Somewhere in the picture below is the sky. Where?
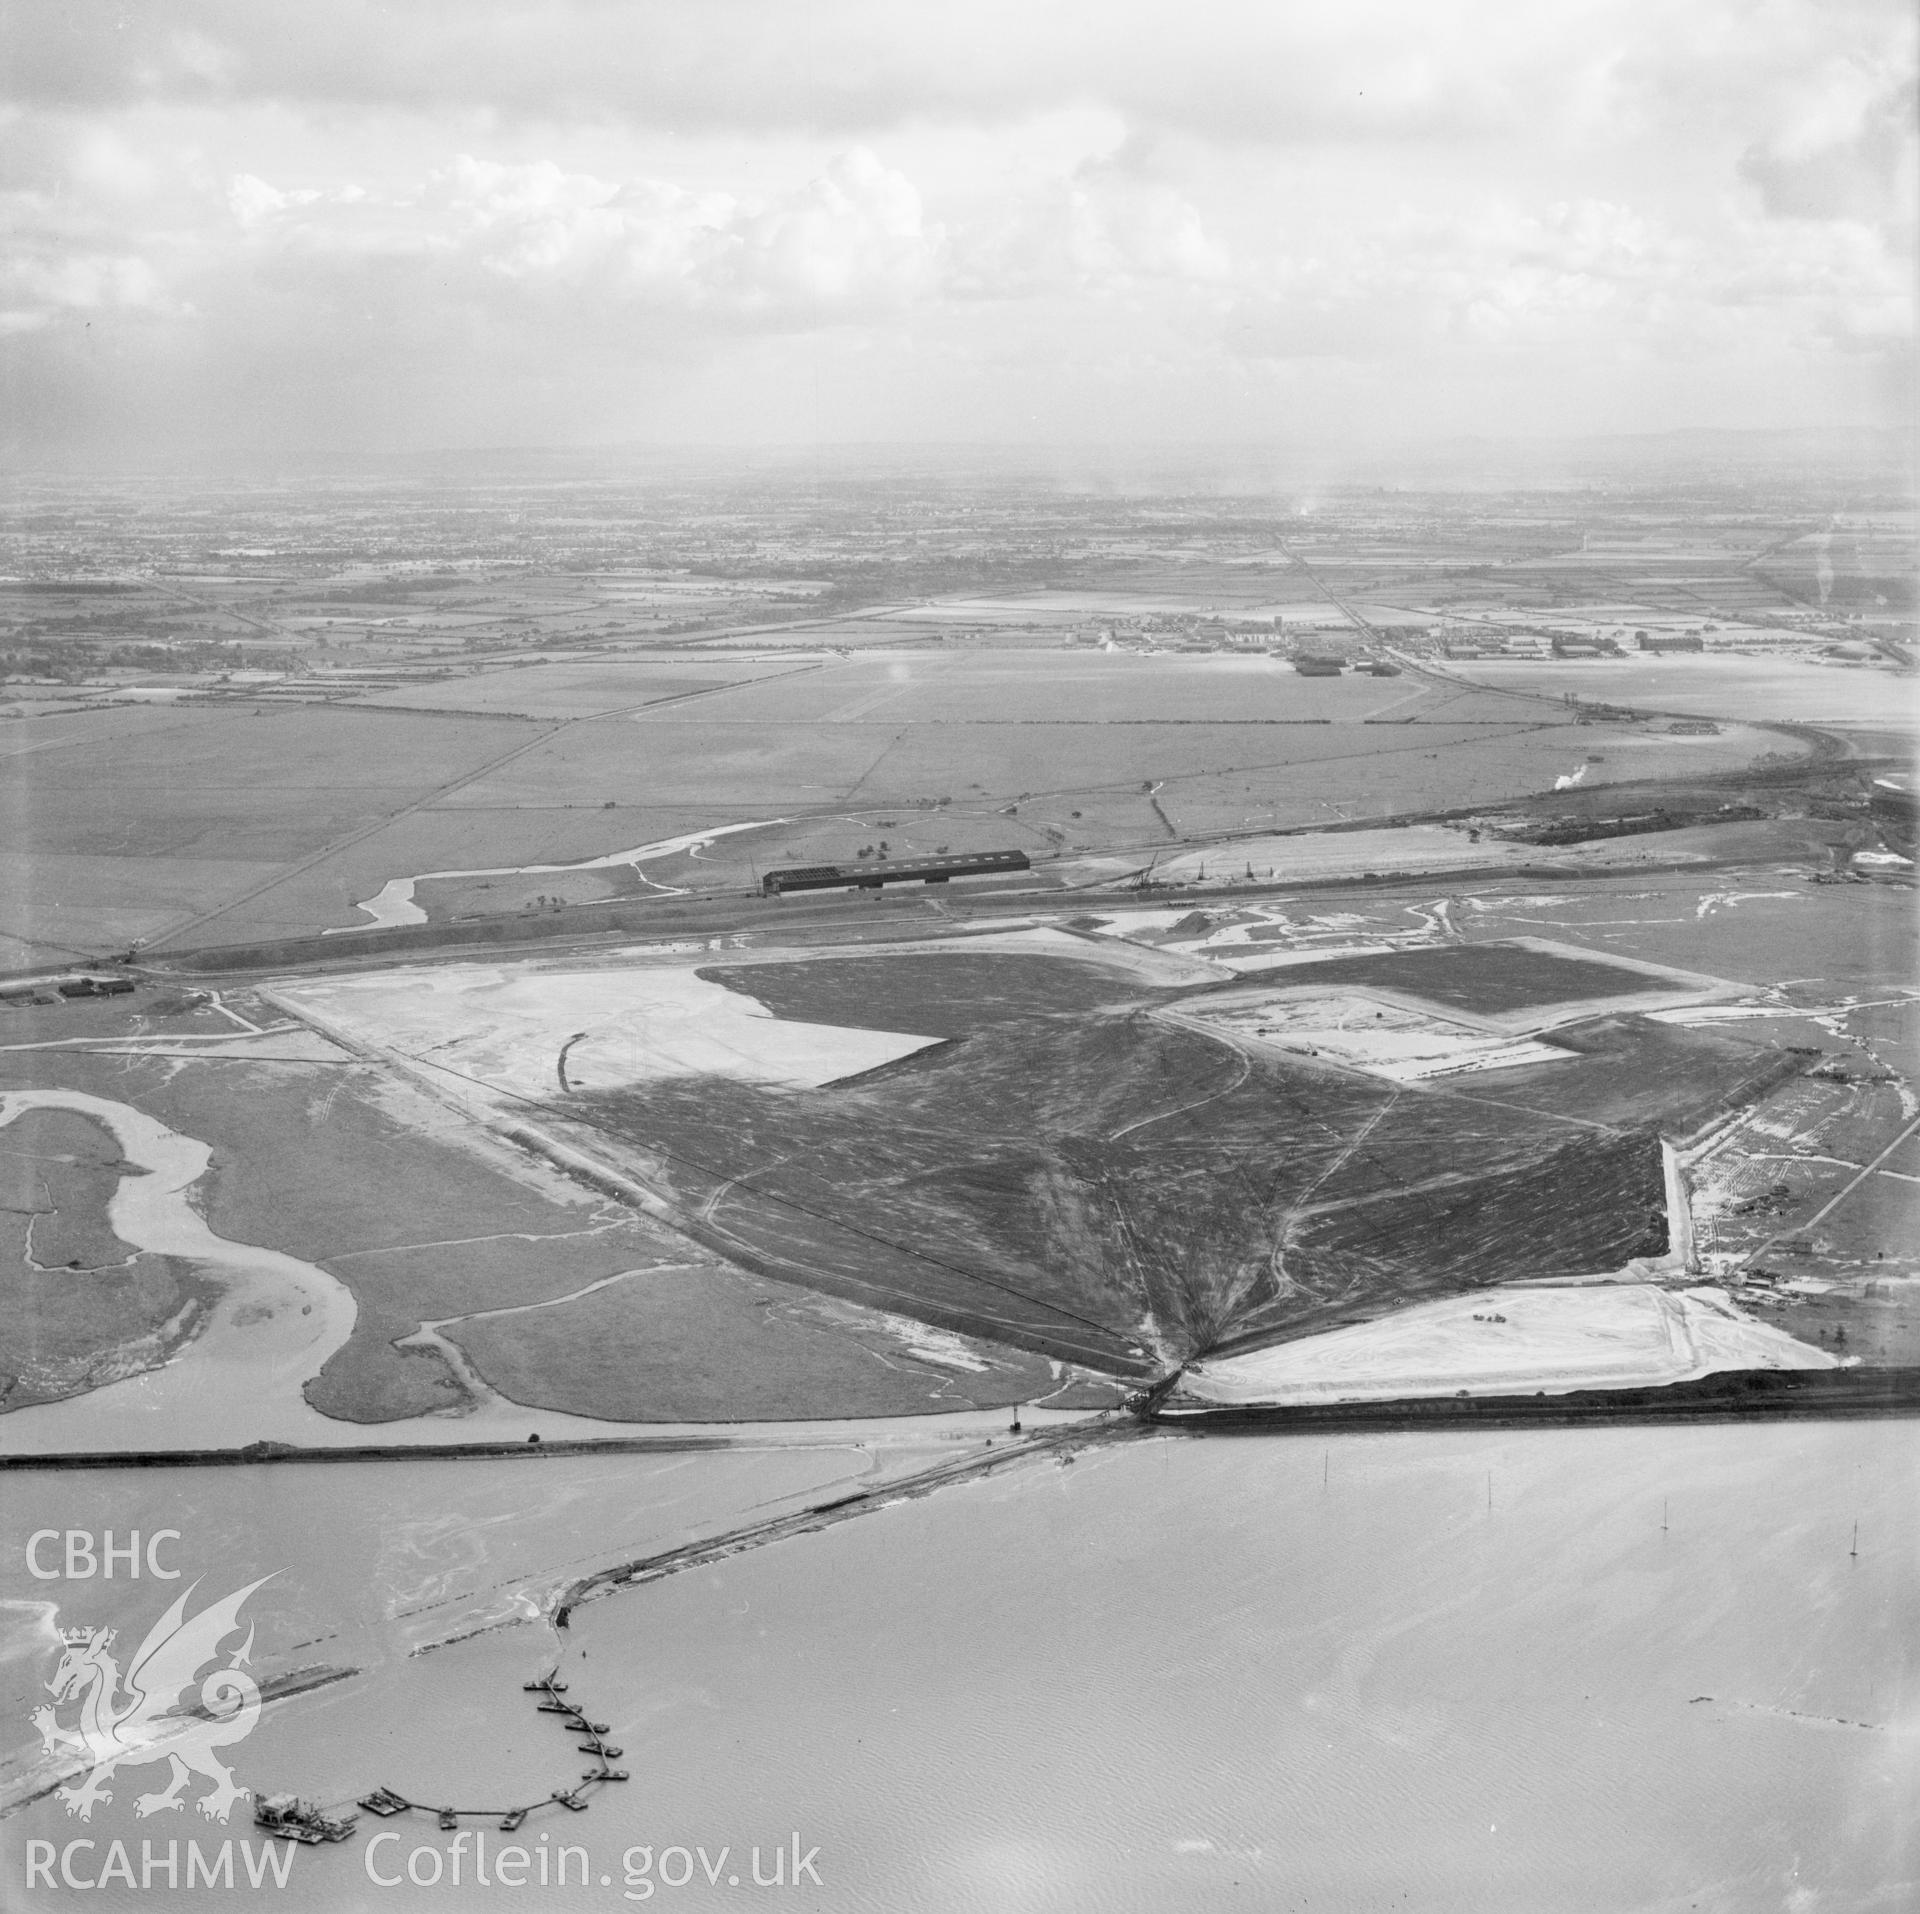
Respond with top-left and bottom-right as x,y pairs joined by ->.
0,0 -> 1913,461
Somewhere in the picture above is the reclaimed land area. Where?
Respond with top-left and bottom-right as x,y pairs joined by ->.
698,947 -> 1166,1036
5,871 -> 1901,1435
1268,943 -> 1684,1015
568,944 -> 1787,1373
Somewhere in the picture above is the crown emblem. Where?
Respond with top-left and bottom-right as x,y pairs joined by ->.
36,1575 -> 272,1825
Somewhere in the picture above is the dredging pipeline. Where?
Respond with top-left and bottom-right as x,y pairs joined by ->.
1146,1364 -> 1920,1434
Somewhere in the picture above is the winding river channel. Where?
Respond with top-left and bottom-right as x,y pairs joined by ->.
0,1089 -> 742,1455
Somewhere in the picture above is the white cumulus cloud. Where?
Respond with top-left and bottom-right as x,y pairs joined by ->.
224,148 -> 943,324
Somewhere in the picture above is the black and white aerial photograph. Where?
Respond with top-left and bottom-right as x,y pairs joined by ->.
1,2 -> 1915,1909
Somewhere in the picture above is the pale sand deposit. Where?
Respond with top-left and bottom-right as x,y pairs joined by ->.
273,959 -> 939,1106
1174,989 -> 1575,1081
1068,826 -> 1534,890
328,819 -> 783,932
1156,826 -> 1534,882
1180,1284 -> 1839,1406
1207,941 -> 1402,974
1085,898 -> 1460,972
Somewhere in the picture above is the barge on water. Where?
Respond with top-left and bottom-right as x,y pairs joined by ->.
254,1794 -> 358,1844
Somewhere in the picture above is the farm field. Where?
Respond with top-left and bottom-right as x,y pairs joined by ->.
0,635 -> 1821,964
344,655 -> 808,717
665,650 -> 1431,725
314,702 -> 1779,929
419,687 -> 1785,866
0,849 -> 289,963
0,703 -> 560,962
2,705 -> 524,860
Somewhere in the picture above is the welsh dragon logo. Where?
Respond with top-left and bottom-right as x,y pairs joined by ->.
32,1576 -> 274,1823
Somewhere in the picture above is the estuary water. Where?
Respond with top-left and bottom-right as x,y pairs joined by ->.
4,1418 -> 1912,1912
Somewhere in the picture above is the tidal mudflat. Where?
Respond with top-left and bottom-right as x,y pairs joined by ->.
6,1418 -> 1908,1912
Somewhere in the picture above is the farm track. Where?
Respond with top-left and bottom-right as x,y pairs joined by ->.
1736,1110 -> 1920,1267
1108,1019 -> 1251,1140
1267,1096 -> 1400,1291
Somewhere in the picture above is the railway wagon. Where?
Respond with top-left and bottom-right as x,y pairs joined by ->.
762,849 -> 1031,896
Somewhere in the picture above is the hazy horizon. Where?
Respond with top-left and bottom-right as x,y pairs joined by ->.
4,427 -> 1913,501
